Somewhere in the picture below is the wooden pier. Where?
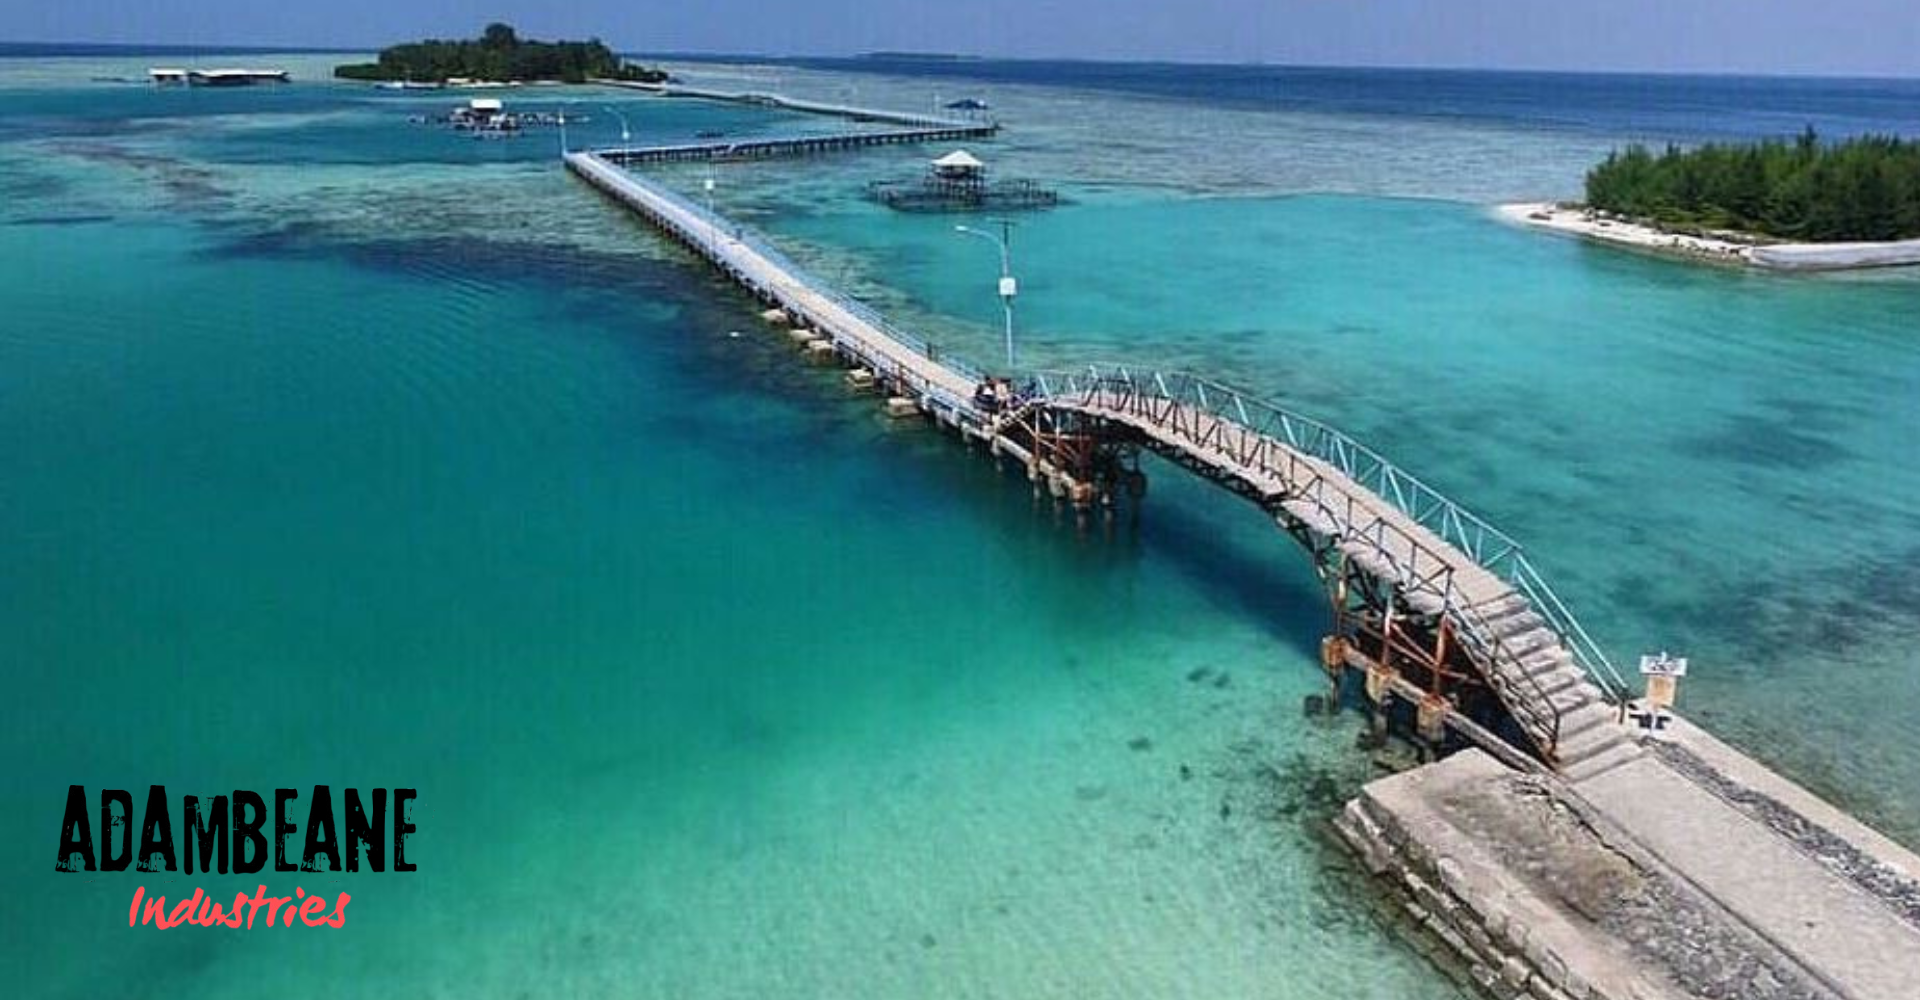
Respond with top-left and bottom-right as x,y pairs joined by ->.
597,123 -> 999,166
567,140 -> 1629,773
568,129 -> 1920,1000
567,151 -> 989,431
598,78 -> 983,129
1026,367 -> 1633,773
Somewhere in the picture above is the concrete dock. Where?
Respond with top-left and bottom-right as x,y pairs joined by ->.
1340,728 -> 1920,1000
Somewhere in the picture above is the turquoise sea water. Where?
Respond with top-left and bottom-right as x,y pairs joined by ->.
4,52 -> 1919,997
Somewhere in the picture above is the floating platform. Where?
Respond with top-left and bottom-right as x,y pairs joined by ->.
868,177 -> 1059,213
869,148 -> 1059,213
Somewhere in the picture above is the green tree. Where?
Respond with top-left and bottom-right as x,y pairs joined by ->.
334,23 -> 667,85
1585,128 -> 1920,242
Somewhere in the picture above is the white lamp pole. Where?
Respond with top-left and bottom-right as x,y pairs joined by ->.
603,106 -> 631,146
955,220 -> 1017,369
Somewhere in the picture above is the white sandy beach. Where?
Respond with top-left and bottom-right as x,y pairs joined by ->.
1497,202 -> 1920,272
1494,202 -> 1756,265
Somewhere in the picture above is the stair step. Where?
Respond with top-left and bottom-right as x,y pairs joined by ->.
1472,592 -> 1530,617
1561,738 -> 1643,781
1557,702 -> 1619,741
1516,648 -> 1575,677
1488,609 -> 1548,637
1503,628 -> 1561,659
1563,723 -> 1628,755
1489,648 -> 1574,685
1534,669 -> 1583,697
1547,685 -> 1598,716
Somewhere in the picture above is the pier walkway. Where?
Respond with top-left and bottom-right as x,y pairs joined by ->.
599,78 -> 983,129
591,78 -> 997,165
568,133 -> 1920,1000
568,151 -> 986,425
596,123 -> 998,166
1030,367 -> 1634,772
568,144 -> 1626,771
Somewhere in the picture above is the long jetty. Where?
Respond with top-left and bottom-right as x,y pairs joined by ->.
599,77 -> 981,129
567,150 -> 989,430
597,123 -> 997,166
566,110 -> 1920,1000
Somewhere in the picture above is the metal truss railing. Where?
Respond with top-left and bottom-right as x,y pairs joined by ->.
1029,363 -> 1630,709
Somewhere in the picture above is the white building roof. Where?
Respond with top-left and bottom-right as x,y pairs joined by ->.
932,149 -> 984,169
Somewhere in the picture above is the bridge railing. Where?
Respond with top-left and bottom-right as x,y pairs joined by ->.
1028,363 -> 1630,705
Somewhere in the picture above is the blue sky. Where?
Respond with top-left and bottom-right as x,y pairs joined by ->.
7,0 -> 1919,76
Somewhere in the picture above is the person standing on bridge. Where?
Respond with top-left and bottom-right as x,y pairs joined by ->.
974,379 -> 1003,414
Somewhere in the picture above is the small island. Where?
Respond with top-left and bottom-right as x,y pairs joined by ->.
334,23 -> 666,86
1503,129 -> 1920,271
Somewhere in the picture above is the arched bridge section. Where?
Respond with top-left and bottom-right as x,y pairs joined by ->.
1014,366 -> 1635,775
565,147 -> 1635,777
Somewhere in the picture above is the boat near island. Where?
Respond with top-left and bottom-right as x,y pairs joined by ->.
149,67 -> 291,87
425,98 -> 579,137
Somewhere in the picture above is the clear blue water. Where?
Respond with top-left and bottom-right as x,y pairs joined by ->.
3,50 -> 1919,997
774,56 -> 1920,141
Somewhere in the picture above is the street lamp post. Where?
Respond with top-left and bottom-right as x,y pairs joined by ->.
955,220 -> 1017,370
603,106 -> 631,146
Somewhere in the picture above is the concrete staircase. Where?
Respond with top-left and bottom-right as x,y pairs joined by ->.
1458,591 -> 1640,777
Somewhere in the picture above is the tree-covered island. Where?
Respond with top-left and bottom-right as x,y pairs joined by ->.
1584,129 -> 1920,243
334,23 -> 667,85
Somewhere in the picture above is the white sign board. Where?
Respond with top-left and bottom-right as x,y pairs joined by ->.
1639,651 -> 1689,677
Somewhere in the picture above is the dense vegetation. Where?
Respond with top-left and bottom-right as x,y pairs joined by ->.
334,23 -> 666,85
1584,129 -> 1920,242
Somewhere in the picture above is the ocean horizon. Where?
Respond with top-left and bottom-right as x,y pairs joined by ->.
13,41 -> 1920,81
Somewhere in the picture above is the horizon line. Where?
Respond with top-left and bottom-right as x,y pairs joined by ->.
2,39 -> 1917,83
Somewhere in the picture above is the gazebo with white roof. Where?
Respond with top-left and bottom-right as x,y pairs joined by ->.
930,149 -> 986,182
